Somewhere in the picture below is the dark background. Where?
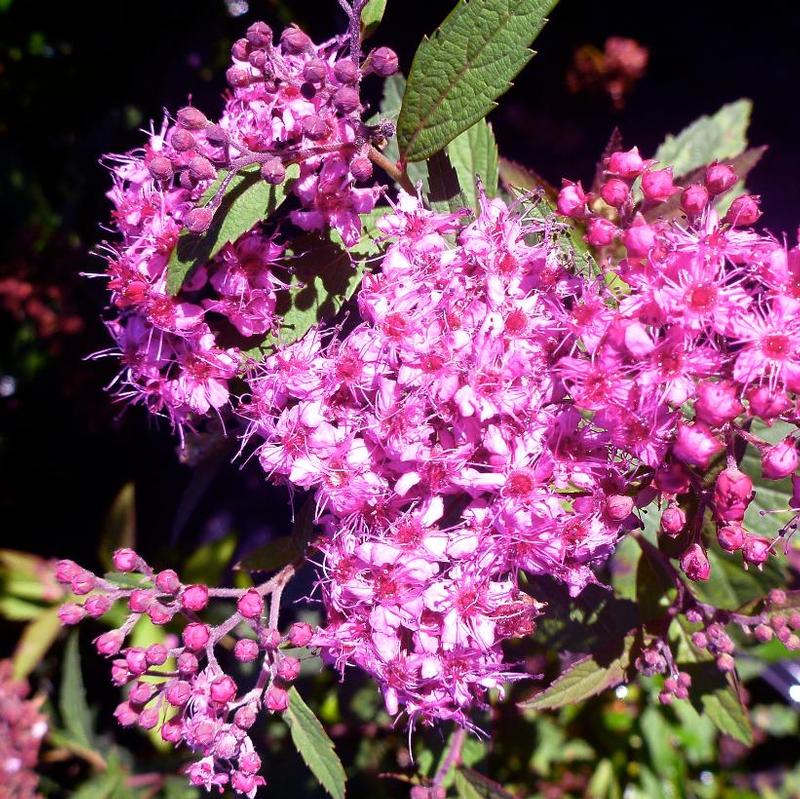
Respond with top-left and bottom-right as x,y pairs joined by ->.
1,0 -> 799,566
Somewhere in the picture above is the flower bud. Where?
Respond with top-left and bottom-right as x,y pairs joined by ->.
161,719 -> 183,743
761,437 -> 799,480
177,652 -> 199,675
96,630 -> 124,656
370,47 -> 399,77
600,178 -> 629,207
129,681 -> 156,706
176,106 -> 209,131
146,643 -> 168,665
138,706 -> 160,730
350,156 -> 373,182
681,184 -> 709,215
604,494 -> 634,522
171,128 -> 195,152
232,774 -> 260,795
705,162 -> 737,195
148,602 -> 173,625
755,623 -> 773,642
586,217 -> 618,247
556,181 -> 586,218
234,639 -> 260,662
237,589 -> 264,620
58,603 -> 86,625
111,660 -> 130,686
713,468 -> 753,523
694,380 -> 743,427
265,685 -> 289,713
205,125 -> 229,147
641,167 -> 678,202
226,66 -> 251,88
231,37 -> 249,62
129,589 -> 154,614
288,622 -> 313,647
148,155 -> 174,182
333,58 -> 359,85
333,86 -> 360,113
55,559 -> 81,583
680,543 -> 710,581
743,534 -> 771,566
725,194 -> 761,226
210,675 -> 237,704
84,594 -> 112,618
260,627 -> 282,650
71,570 -> 96,595
276,656 -> 301,683
770,589 -> 788,606
114,701 -> 139,727
660,504 -> 686,536
302,115 -> 328,141
184,207 -> 214,234
691,631 -> 708,649
606,147 -> 644,178
717,522 -> 745,552
280,26 -> 313,54
673,421 -> 724,469
125,648 -> 149,675
746,384 -> 791,420
303,58 -> 327,83
155,569 -> 180,595
188,156 -> 217,182
246,21 -> 272,49
717,653 -> 735,672
622,221 -> 656,259
260,157 -> 286,185
183,622 -> 210,651
166,679 -> 192,706
236,706 -> 260,732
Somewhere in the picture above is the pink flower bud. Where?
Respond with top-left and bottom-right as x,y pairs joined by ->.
333,86 -> 360,113
717,523 -> 746,552
761,437 -> 799,479
129,589 -> 154,614
641,167 -> 678,202
303,58 -> 327,83
171,128 -> 195,152
147,155 -> 174,182
288,622 -> 313,647
125,648 -> 149,676
71,570 -> 96,595
660,504 -> 686,536
183,622 -> 210,651
260,157 -> 286,185
177,652 -> 199,675
113,548 -> 139,572
622,220 -> 656,257
705,162 -> 737,195
237,589 -> 264,620
58,603 -> 86,625
280,26 -> 313,54
694,380 -> 744,427
370,47 -> 399,77
155,569 -> 180,595
770,589 -> 788,606
188,156 -> 217,182
743,534 -> 771,566
146,643 -> 169,666
350,156 -> 373,183
717,653 -> 735,672
185,207 -> 214,234
55,559 -> 81,584
586,217 -> 618,247
176,107 -> 208,131
302,115 -> 329,141
260,628 -> 282,650
713,468 -> 753,523
181,584 -> 209,612
755,623 -> 773,642
114,701 -> 139,727
603,494 -> 634,522
246,21 -> 272,49
161,718 -> 183,743
333,58 -> 359,85
673,421 -> 724,469
166,680 -> 192,706
600,178 -> 629,207
746,384 -> 791,420
235,705 -> 260,732
129,681 -> 156,706
276,656 -> 301,683
681,184 -> 709,215
147,602 -> 173,625
606,147 -> 644,178
138,706 -> 160,730
96,630 -> 124,656
234,639 -> 260,662
226,66 -> 251,88
111,660 -> 131,686
556,181 -> 586,218
680,543 -> 710,581
265,685 -> 289,713
232,773 -> 260,795
725,194 -> 761,226
210,674 -> 237,704
84,594 -> 112,618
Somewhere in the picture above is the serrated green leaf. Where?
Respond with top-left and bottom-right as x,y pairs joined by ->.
447,119 -> 499,210
284,687 -> 347,799
397,0 -> 558,161
166,163 -> 299,295
12,605 -> 60,678
427,149 -> 466,213
59,632 -> 95,749
454,768 -> 515,799
654,99 -> 752,177
360,0 -> 387,38
519,636 -> 634,710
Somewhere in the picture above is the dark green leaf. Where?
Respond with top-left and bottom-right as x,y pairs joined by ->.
284,687 -> 347,799
427,149 -> 466,213
519,636 -> 634,710
454,767 -> 515,799
360,0 -> 387,38
59,632 -> 95,749
166,163 -> 299,295
635,538 -> 677,622
447,119 -> 499,210
397,0 -> 558,161
13,606 -> 60,679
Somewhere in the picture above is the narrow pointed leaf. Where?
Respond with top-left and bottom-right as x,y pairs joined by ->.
397,0 -> 558,162
59,632 -> 95,749
12,606 -> 61,679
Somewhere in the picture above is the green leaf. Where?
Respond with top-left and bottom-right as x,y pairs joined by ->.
454,768 -> 515,799
98,482 -> 136,572
284,687 -> 347,799
165,163 -> 299,295
12,606 -> 61,678
586,759 -> 621,799
59,632 -> 95,749
427,149 -> 466,213
182,533 -> 237,586
396,0 -> 558,161
654,99 -> 752,177
360,0 -> 387,38
519,636 -> 634,710
635,538 -> 677,622
447,119 -> 499,210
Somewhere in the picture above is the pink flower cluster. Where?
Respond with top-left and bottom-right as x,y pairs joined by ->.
558,148 -> 800,575
243,192 -> 641,724
56,550 -> 312,797
0,660 -> 47,799
97,18 -> 395,430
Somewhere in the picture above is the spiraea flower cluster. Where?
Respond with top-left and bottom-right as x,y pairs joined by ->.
56,550 -> 311,797
97,15 -> 396,431
0,660 -> 47,799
